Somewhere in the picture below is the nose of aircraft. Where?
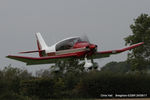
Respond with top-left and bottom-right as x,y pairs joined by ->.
89,44 -> 97,52
89,44 -> 97,49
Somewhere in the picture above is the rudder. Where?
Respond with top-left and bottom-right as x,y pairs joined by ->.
35,32 -> 48,57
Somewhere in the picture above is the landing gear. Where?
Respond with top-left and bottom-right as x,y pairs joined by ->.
91,57 -> 98,70
84,57 -> 93,69
84,55 -> 98,71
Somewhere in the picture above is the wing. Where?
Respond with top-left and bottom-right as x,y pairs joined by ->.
6,53 -> 77,65
91,42 -> 144,59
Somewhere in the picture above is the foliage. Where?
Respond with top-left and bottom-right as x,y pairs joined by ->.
0,65 -> 32,100
20,78 -> 55,99
50,58 -> 84,78
0,92 -> 26,100
75,71 -> 150,98
125,13 -> 150,71
0,63 -> 150,99
101,61 -> 130,73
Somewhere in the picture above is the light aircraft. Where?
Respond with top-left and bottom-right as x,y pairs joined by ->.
7,33 -> 144,69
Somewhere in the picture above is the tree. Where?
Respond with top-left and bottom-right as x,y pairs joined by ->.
50,58 -> 84,77
20,78 -> 55,99
125,13 -> 150,71
101,61 -> 130,73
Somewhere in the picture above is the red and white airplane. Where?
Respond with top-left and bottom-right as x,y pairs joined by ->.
7,33 -> 144,69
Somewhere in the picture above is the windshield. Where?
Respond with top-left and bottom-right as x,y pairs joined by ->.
56,36 -> 89,51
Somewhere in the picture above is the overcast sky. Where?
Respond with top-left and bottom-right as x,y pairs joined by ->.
0,0 -> 150,73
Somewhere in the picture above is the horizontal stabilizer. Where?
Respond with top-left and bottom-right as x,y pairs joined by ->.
19,50 -> 45,54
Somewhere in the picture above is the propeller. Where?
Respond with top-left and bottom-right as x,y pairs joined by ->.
80,35 -> 90,43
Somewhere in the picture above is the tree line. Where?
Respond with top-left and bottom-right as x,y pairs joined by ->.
0,64 -> 150,100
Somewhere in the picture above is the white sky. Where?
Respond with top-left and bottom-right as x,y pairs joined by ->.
0,0 -> 150,73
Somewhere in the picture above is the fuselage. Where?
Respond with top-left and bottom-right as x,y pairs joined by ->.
46,42 -> 97,58
43,37 -> 97,58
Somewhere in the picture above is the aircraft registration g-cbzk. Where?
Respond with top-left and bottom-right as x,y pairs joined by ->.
7,33 -> 144,69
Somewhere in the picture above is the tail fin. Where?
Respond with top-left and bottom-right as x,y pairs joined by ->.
35,32 -> 48,57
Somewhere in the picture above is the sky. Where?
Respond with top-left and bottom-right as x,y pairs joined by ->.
0,0 -> 150,73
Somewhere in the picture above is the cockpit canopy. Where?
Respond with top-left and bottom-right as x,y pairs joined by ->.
56,36 -> 89,51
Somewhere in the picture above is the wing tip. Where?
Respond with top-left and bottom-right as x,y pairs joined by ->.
137,42 -> 144,45
6,55 -> 12,58
129,42 -> 144,48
